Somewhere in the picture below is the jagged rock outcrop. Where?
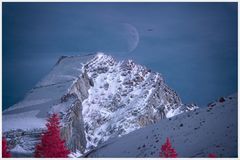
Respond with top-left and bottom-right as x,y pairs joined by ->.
3,53 -> 197,157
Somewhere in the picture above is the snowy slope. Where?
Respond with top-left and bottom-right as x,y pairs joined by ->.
3,54 -> 95,131
85,94 -> 237,158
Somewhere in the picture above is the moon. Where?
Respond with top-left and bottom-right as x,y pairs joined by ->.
122,23 -> 140,52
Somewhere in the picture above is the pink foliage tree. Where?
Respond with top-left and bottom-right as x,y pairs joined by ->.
2,137 -> 11,158
159,137 -> 178,158
34,114 -> 70,158
208,153 -> 217,158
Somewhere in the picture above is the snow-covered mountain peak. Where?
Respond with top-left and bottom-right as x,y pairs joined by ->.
3,53 -> 198,156
95,52 -> 108,59
81,53 -> 198,150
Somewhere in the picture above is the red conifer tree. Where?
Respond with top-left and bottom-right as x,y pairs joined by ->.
208,153 -> 217,158
2,137 -> 11,158
159,137 -> 178,158
34,113 -> 70,158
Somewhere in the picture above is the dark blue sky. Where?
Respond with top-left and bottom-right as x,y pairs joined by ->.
3,2 -> 237,109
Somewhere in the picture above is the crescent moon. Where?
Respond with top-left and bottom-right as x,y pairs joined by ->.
122,23 -> 139,52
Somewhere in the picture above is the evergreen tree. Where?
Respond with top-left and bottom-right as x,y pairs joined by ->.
34,114 -> 70,158
208,153 -> 217,158
159,137 -> 177,158
2,137 -> 11,158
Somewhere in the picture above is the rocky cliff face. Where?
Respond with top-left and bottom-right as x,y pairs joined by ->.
3,53 -> 197,157
56,70 -> 93,152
